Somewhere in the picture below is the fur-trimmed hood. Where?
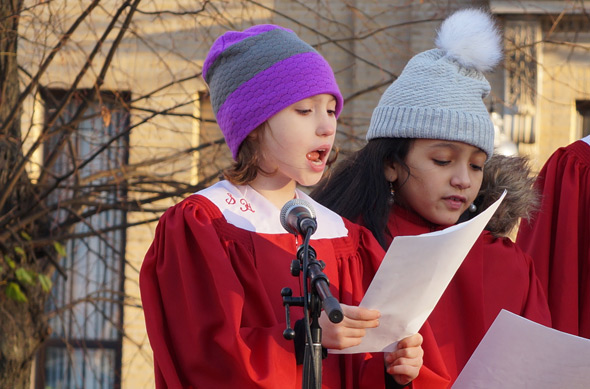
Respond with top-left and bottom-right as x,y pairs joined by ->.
473,154 -> 540,238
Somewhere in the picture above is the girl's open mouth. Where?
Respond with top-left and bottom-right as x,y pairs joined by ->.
306,148 -> 328,164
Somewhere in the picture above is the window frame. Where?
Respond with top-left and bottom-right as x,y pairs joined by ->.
34,88 -> 130,389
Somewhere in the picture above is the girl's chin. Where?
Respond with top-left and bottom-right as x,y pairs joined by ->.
436,215 -> 461,226
296,173 -> 324,187
424,211 -> 462,227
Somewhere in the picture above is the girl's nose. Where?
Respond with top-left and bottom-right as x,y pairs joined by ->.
316,113 -> 336,137
450,166 -> 472,189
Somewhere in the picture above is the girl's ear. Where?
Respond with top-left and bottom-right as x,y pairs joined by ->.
248,129 -> 259,141
248,121 -> 267,141
384,163 -> 398,183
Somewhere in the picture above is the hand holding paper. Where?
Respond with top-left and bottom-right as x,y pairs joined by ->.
332,191 -> 506,354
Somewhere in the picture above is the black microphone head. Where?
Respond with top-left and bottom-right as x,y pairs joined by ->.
280,199 -> 317,236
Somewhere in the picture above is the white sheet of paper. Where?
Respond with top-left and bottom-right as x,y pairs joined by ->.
453,309 -> 590,388
332,191 -> 506,354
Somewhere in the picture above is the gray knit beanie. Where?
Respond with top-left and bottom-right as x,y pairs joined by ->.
366,9 -> 502,158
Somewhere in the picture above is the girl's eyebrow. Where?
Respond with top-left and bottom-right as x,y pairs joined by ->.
427,142 -> 459,150
307,95 -> 336,103
428,142 -> 487,156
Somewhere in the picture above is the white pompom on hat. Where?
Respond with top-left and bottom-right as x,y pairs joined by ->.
366,8 -> 502,159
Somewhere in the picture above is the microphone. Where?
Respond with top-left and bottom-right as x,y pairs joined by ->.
281,199 -> 344,325
280,199 -> 317,236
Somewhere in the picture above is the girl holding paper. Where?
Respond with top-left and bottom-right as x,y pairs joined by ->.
312,9 -> 551,386
140,24 -> 425,388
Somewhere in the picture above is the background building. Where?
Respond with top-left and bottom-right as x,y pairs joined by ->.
10,0 -> 588,387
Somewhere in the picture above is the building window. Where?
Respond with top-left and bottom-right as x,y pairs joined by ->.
35,89 -> 129,389
503,19 -> 540,145
577,101 -> 590,139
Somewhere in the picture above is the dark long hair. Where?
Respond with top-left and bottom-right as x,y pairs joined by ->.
311,138 -> 413,248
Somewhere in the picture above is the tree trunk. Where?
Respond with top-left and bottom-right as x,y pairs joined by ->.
0,294 -> 48,388
0,0 -> 22,127
1,1 -> 49,387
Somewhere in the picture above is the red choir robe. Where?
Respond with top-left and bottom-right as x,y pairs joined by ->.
140,180 -> 431,388
385,205 -> 552,387
517,137 -> 590,338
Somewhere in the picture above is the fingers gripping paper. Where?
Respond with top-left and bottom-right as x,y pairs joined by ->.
332,191 -> 506,354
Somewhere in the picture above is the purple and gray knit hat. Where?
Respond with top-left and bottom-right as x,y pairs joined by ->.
202,24 -> 343,160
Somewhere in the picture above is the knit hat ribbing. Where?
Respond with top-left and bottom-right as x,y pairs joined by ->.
366,9 -> 502,158
203,25 -> 343,160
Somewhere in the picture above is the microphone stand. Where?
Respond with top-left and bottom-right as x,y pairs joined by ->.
282,227 -> 343,389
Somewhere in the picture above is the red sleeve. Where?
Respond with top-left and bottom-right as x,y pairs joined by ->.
334,221 -> 388,388
517,249 -> 553,327
412,321 -> 452,389
139,196 -> 299,388
517,141 -> 590,337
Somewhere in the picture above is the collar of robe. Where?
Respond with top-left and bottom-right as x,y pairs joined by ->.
197,180 -> 349,239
